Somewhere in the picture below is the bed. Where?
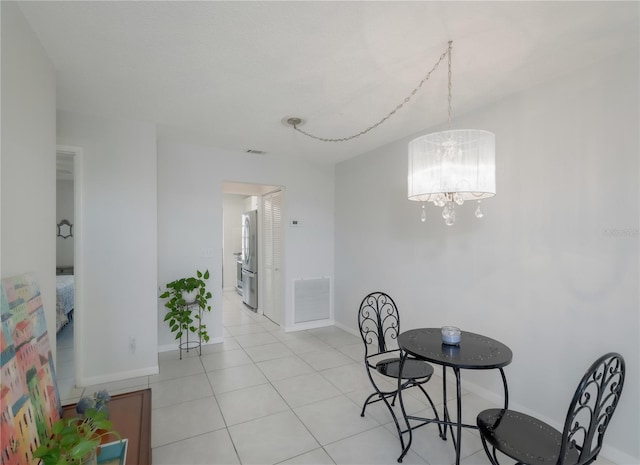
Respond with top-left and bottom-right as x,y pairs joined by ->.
55,274 -> 74,333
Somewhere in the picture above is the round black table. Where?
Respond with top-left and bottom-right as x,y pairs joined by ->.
397,328 -> 512,464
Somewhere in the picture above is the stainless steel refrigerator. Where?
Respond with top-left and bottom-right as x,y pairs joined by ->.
241,210 -> 258,310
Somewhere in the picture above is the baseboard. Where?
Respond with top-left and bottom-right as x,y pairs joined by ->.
76,365 -> 158,387
333,321 -> 359,337
157,336 -> 224,353
285,319 -> 334,332
157,343 -> 177,353
599,446 -> 638,465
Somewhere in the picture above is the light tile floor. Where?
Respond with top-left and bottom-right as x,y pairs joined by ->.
56,291 -> 618,465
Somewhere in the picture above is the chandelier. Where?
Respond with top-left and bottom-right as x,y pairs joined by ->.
408,42 -> 495,225
285,41 -> 495,226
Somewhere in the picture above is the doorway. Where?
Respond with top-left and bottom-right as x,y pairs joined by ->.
261,189 -> 283,324
222,182 -> 284,326
55,145 -> 83,390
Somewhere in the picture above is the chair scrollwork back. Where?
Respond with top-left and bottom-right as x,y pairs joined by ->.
560,353 -> 625,464
358,292 -> 400,356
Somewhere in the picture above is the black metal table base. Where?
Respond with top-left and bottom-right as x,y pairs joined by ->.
397,352 -> 509,464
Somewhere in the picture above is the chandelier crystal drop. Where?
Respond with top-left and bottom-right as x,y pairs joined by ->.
407,42 -> 496,226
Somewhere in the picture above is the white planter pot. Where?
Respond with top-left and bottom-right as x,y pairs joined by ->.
182,290 -> 198,304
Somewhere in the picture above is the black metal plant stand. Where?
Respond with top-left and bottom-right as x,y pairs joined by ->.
178,301 -> 202,360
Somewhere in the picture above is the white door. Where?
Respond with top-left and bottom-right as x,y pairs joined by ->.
262,190 -> 283,324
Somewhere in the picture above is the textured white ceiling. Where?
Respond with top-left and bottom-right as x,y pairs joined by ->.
19,1 -> 638,164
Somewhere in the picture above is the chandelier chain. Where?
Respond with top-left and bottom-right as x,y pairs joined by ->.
447,40 -> 452,130
292,42 -> 453,143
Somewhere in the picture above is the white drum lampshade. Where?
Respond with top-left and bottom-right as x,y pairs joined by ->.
408,129 -> 495,225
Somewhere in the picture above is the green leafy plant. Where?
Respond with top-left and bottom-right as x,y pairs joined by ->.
33,408 -> 120,465
160,269 -> 213,343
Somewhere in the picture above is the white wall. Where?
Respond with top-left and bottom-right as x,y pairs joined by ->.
56,180 -> 74,267
157,142 -> 334,349
57,110 -> 159,385
335,49 -> 639,463
1,1 -> 57,350
222,194 -> 246,291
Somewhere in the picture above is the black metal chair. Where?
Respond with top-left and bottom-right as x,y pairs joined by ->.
476,353 -> 625,465
358,291 -> 442,445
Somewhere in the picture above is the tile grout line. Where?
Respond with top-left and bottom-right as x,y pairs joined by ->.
229,320 -> 382,465
219,298 -> 373,464
200,347 -> 244,465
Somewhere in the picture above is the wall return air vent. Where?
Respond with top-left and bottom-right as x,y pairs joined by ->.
294,277 -> 331,324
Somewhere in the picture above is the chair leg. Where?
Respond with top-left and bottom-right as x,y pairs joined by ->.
479,434 -> 501,465
362,389 -> 406,449
361,372 -> 406,451
415,382 -> 445,439
378,392 -> 405,451
360,392 -> 379,417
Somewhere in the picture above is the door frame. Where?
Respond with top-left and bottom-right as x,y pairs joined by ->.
221,182 -> 284,324
56,144 -> 83,386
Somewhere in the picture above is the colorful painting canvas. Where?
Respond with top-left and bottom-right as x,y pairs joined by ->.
1,272 -> 62,465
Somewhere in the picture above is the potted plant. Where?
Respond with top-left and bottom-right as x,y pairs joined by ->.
33,408 -> 120,465
160,269 -> 213,343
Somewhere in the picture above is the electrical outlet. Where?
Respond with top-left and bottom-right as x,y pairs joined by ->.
129,337 -> 136,354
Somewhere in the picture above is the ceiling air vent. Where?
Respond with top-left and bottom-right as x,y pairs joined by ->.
246,149 -> 266,155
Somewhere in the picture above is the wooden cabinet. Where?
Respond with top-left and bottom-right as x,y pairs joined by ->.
63,389 -> 151,465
